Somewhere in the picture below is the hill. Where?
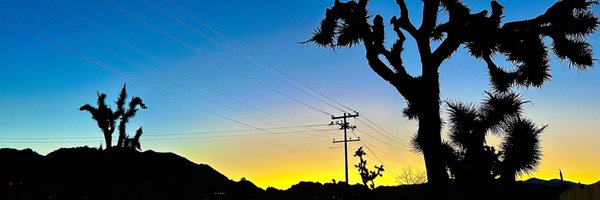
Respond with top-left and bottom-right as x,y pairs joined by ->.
0,147 -> 584,200
0,147 -> 263,200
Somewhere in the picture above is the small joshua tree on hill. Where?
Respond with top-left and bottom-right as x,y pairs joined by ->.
80,84 -> 147,150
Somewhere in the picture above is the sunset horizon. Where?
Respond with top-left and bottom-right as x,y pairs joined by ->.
1,0 -> 599,195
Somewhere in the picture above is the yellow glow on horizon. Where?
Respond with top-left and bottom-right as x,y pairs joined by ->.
142,103 -> 600,190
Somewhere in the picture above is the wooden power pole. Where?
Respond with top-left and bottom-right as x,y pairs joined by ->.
331,112 -> 360,184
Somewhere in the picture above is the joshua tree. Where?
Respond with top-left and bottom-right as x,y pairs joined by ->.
115,84 -> 147,148
80,84 -> 147,149
354,147 -> 384,189
442,92 -> 545,198
79,92 -> 119,149
306,0 -> 598,196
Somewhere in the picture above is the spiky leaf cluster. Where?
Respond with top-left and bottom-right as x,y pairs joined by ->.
306,0 -> 371,48
465,0 -> 599,92
440,91 -> 545,183
499,118 -> 546,176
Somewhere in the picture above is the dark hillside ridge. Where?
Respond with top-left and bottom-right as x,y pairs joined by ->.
0,147 -> 263,200
0,147 -> 582,200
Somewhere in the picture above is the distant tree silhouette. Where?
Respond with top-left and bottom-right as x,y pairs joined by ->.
442,91 -> 545,199
80,84 -> 147,150
396,165 -> 427,185
354,147 -> 384,189
307,0 -> 598,196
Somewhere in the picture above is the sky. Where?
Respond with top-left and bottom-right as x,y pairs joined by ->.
0,0 -> 599,189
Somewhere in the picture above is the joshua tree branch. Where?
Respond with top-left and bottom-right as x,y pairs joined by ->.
420,0 -> 440,36
394,0 -> 418,38
432,36 -> 462,66
364,38 -> 414,99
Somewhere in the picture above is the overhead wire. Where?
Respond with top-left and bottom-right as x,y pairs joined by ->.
104,0 -> 334,116
0,13 -> 271,134
355,128 -> 411,151
0,124 -> 331,140
5,0 -> 415,162
356,118 -> 411,147
15,0 -> 282,128
51,2 -> 302,127
359,116 -> 412,146
6,1 -> 336,149
0,128 -> 338,146
162,0 -> 357,114
144,0 -> 348,114
159,0 -> 415,156
351,130 -> 407,165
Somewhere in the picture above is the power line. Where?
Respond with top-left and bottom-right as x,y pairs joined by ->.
0,124 -> 330,140
144,0 -> 348,114
355,129 -> 411,151
0,13 -> 268,133
358,140 -> 399,177
156,2 -> 419,169
357,134 -> 408,167
153,1 -> 414,156
104,0 -> 333,116
142,0 -> 414,156
356,118 -> 411,147
162,0 -> 358,114
0,128 -> 337,145
4,3 -> 334,149
15,0 -> 282,128
359,116 -> 412,146
52,3 -> 302,127
351,130 -> 407,165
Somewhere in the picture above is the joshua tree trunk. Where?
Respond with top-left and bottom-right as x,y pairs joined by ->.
104,132 -> 112,149
500,170 -> 517,185
416,73 -> 449,198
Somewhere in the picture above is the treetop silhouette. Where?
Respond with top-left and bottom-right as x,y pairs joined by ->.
80,84 -> 147,150
307,0 -> 598,198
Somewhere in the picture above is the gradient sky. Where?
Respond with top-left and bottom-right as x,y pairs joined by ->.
0,0 -> 599,189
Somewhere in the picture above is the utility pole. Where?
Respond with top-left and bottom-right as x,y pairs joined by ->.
331,112 -> 360,184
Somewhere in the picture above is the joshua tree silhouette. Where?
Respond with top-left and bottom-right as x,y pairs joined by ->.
306,0 -> 598,197
442,91 -> 545,199
354,147 -> 384,189
80,84 -> 147,150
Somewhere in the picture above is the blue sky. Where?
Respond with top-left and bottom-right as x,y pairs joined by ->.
1,0 -> 599,188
